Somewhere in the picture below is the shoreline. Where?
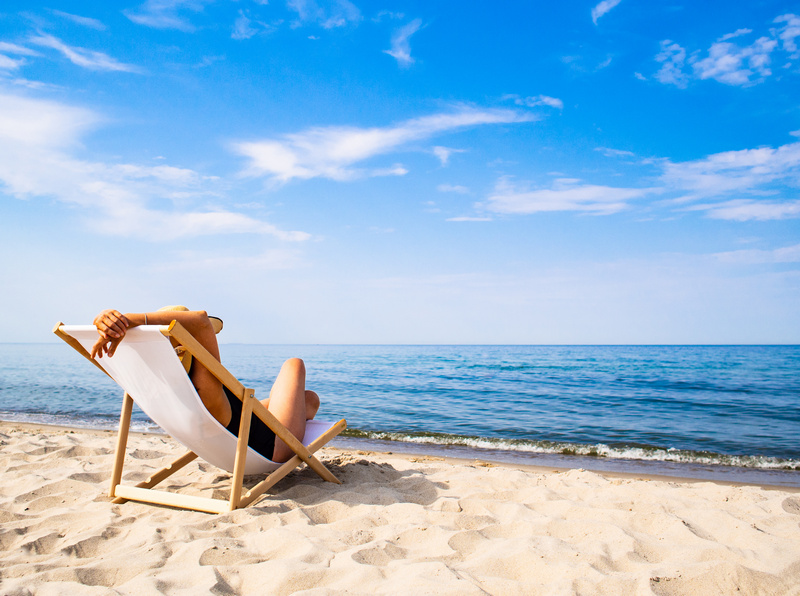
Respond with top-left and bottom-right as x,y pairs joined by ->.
6,419 -> 799,492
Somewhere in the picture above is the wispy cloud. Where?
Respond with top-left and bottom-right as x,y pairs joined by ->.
592,0 -> 622,25
287,0 -> 362,29
656,140 -> 800,220
0,56 -> 22,70
0,93 -> 307,241
231,10 -> 278,40
718,28 -> 752,42
655,40 -> 689,88
0,42 -> 40,57
691,200 -> 800,221
233,107 -> 533,183
484,177 -> 650,215
0,42 -> 40,70
456,137 -> 800,222
437,183 -> 469,194
372,10 -> 404,23
432,146 -> 465,167
447,216 -> 493,222
125,0 -> 210,32
714,242 -> 800,263
692,36 -> 777,85
662,141 -> 800,202
29,34 -> 141,73
51,10 -> 107,30
505,94 -> 564,110
384,18 -> 423,67
655,13 -> 800,88
596,147 -> 635,158
232,11 -> 258,40
561,53 -> 615,74
775,14 -> 800,57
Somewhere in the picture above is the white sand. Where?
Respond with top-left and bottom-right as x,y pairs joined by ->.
1,422 -> 799,595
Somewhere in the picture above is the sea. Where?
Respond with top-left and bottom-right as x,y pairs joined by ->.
2,343 -> 799,488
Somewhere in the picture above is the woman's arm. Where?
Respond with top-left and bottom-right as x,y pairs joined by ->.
90,309 -> 231,425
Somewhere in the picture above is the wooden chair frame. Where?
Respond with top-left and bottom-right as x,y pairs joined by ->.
54,320 -> 346,514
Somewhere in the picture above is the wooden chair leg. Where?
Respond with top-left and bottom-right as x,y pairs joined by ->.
238,418 -> 347,508
228,389 -> 255,511
110,393 -> 134,498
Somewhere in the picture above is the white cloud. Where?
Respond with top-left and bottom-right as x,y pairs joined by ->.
29,34 -> 141,73
657,140 -> 800,220
0,55 -> 23,70
0,93 -> 307,241
288,0 -> 362,29
460,138 -> 800,222
718,28 -> 752,42
775,13 -> 800,57
0,42 -> 40,70
51,10 -> 107,30
692,36 -> 777,86
384,18 -> 422,67
233,107 -> 533,183
691,200 -> 800,221
432,146 -> 465,166
509,94 -> 564,110
437,184 -> 469,194
484,177 -> 650,215
662,142 -> 800,201
592,0 -> 622,25
124,0 -> 209,31
655,40 -> 689,88
597,55 -> 613,69
232,11 -> 258,40
596,147 -> 635,158
714,242 -> 800,263
655,13 -> 800,88
0,42 -> 40,57
373,10 -> 404,23
447,216 -> 493,222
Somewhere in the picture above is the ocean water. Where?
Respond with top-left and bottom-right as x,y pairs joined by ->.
2,343 -> 799,487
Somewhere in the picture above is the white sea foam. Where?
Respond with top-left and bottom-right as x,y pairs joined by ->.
352,430 -> 800,470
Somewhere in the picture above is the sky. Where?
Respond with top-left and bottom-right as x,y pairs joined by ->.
1,0 -> 799,344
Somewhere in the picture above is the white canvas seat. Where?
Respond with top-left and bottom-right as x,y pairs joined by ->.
54,321 -> 346,513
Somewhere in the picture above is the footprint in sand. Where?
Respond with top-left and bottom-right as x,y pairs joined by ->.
782,497 -> 800,515
128,449 -> 168,460
351,542 -> 407,566
22,531 -> 64,555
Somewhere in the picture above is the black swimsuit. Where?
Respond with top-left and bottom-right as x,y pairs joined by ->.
223,385 -> 276,460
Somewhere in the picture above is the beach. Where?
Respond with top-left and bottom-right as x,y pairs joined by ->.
1,422 -> 799,595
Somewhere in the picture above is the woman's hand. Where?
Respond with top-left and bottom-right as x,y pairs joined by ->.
91,309 -> 129,359
93,309 -> 129,340
91,334 -> 124,359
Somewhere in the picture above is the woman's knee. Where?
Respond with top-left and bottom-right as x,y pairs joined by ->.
305,390 -> 320,420
281,357 -> 305,375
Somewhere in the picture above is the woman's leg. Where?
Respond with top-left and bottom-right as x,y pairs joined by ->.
264,358 -> 310,462
304,390 -> 320,421
266,384 -> 320,420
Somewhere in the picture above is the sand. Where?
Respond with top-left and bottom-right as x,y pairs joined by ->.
1,422 -> 799,595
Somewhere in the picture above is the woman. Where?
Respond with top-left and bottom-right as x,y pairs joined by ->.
90,308 -> 319,463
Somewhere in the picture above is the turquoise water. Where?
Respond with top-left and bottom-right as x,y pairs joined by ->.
2,343 -> 799,486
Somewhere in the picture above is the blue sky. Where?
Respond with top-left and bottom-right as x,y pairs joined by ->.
1,0 -> 799,344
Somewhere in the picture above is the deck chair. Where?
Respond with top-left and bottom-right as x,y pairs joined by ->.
53,320 -> 347,513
